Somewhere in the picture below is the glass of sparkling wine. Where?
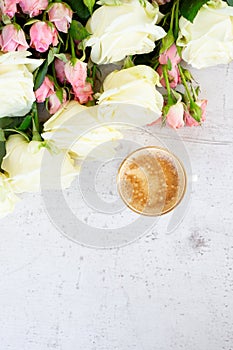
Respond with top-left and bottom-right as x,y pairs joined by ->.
117,146 -> 187,216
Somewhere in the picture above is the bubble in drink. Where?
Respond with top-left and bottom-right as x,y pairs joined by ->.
117,147 -> 186,216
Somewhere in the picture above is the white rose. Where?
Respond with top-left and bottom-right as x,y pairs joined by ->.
42,101 -> 123,159
97,65 -> 164,117
42,96 -> 162,160
1,135 -> 78,193
177,0 -> 233,68
0,51 -> 43,118
0,172 -> 19,219
84,0 -> 166,64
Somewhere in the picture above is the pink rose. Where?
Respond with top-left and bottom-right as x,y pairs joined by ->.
157,64 -> 181,88
30,21 -> 58,53
48,89 -> 67,115
64,60 -> 87,87
73,82 -> 93,104
35,76 -> 54,103
54,54 -> 71,83
48,3 -> 73,33
159,44 -> 181,65
64,60 -> 93,104
0,0 -> 19,18
0,24 -> 28,52
18,0 -> 48,17
185,99 -> 207,127
166,102 -> 184,129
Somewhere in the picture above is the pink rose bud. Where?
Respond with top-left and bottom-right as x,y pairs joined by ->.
18,0 -> 48,17
64,60 -> 93,104
157,64 -> 181,89
54,54 -> 71,83
0,0 -> 19,18
35,76 -> 55,103
0,24 -> 29,52
48,3 -> 73,33
48,89 -> 67,115
73,82 -> 93,104
159,44 -> 181,65
185,99 -> 207,127
30,21 -> 58,53
166,102 -> 184,129
64,59 -> 87,87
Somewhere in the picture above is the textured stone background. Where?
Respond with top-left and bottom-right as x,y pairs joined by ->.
0,63 -> 233,350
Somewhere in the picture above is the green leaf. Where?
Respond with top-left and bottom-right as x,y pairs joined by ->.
1,14 -> 11,25
0,117 -> 14,129
189,100 -> 202,122
17,115 -> 32,131
34,59 -> 48,90
47,49 -> 55,66
180,0 -> 209,22
0,141 -> 6,169
0,129 -> 6,142
160,29 -> 174,54
83,0 -> 95,13
69,20 -> 90,41
123,56 -> 135,69
65,0 -> 90,19
167,58 -> 172,71
56,89 -> 64,104
227,0 -> 233,5
4,129 -> 30,141
24,19 -> 39,26
0,117 -> 23,129
54,53 -> 69,63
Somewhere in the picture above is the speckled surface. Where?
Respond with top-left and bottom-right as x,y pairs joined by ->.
0,64 -> 233,350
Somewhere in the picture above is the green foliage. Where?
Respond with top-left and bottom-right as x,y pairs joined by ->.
167,58 -> 172,71
83,0 -> 95,14
0,141 -> 6,169
34,60 -> 48,90
69,20 -> 90,41
65,0 -> 90,19
0,128 -> 6,142
180,0 -> 209,22
18,115 -> 32,131
160,29 -> 174,54
226,0 -> 233,5
0,117 -> 23,129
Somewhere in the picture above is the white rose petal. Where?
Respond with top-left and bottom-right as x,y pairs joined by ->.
1,135 -> 78,193
177,0 -> 233,68
85,0 -> 166,64
97,65 -> 164,117
42,85 -> 163,161
0,51 -> 43,118
0,172 -> 19,219
42,101 -> 123,159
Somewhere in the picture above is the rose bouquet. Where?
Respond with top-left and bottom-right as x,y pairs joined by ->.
0,0 -> 233,218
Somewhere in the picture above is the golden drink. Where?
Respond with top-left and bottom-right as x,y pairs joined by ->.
117,147 -> 186,216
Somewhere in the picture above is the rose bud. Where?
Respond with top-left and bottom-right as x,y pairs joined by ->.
35,76 -> 55,103
18,0 -> 48,17
166,102 -> 184,129
48,2 -> 73,33
30,21 -> 58,53
0,24 -> 29,52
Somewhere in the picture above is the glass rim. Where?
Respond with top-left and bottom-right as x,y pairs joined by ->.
117,145 -> 187,217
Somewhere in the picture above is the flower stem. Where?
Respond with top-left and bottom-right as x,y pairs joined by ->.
52,62 -> 60,90
70,35 -> 76,59
162,64 -> 173,105
170,0 -> 178,32
32,103 -> 42,141
174,0 -> 180,39
178,64 -> 193,102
